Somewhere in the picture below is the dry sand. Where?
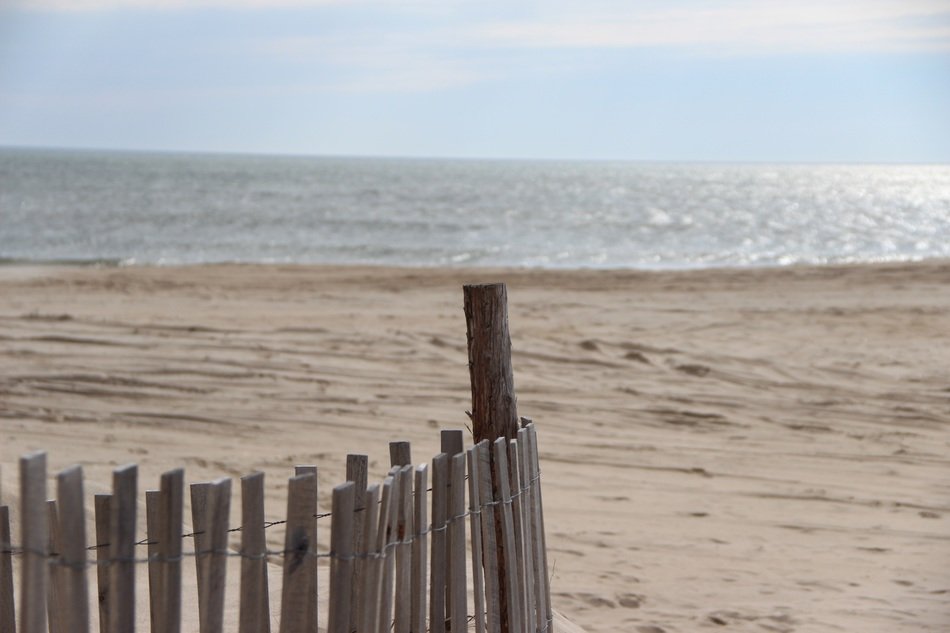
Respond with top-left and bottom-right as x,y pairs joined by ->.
0,261 -> 948,632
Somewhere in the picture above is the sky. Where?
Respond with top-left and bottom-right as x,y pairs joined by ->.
0,0 -> 948,162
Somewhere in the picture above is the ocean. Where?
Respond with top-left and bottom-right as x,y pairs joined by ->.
1,147 -> 948,269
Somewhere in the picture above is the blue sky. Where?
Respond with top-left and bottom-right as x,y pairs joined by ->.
0,0 -> 948,162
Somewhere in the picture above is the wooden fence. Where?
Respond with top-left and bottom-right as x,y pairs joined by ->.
0,423 -> 551,633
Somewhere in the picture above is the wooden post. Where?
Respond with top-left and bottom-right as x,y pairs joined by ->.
110,464 -> 137,633
346,454 -> 368,633
410,465 -> 428,633
293,465 -> 319,633
463,284 -> 519,445
463,283 -> 520,633
57,466 -> 89,633
19,451 -> 47,633
93,494 -> 111,633
239,472 -> 270,633
158,469 -> 184,633
328,483 -> 355,633
279,472 -> 317,633
0,505 -> 14,633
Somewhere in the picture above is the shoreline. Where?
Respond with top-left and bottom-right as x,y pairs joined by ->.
1,258 -> 947,632
2,255 -> 949,276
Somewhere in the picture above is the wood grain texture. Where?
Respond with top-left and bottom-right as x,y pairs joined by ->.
463,283 -> 519,445
327,482 -> 355,633
93,494 -> 111,633
346,454 -> 368,633
239,472 -> 270,633
45,500 -> 64,633
410,465 -> 428,633
356,484 -> 381,633
293,466 -> 319,633
448,453 -> 467,633
19,451 -> 47,633
466,448 -> 486,633
109,464 -> 137,633
279,473 -> 317,633
158,469 -> 184,633
145,490 -> 160,633
57,466 -> 89,633
393,466 -> 413,633
428,453 -> 448,633
492,440 -> 521,633
199,478 -> 231,633
0,505 -> 14,633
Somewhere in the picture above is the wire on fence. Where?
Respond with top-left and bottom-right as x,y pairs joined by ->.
0,470 -> 541,570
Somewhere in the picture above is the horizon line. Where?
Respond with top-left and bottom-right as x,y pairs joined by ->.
2,143 -> 948,167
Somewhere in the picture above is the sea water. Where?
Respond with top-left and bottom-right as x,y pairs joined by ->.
1,147 -> 948,269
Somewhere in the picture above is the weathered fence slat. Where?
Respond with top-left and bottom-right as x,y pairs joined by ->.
440,430 -> 464,460
293,465 -> 319,633
358,477 -> 384,633
393,465 -> 413,633
389,442 -> 411,468
356,483 -> 381,633
239,472 -> 270,633
20,451 -> 47,633
475,441 -> 500,633
93,494 -> 111,633
346,454 -> 368,633
109,464 -> 137,633
146,490 -> 160,633
45,500 -> 64,633
448,453 -> 468,633
279,472 -> 317,633
507,440 -> 529,633
190,481 -> 211,629
0,504 -> 14,633
428,453 -> 448,633
516,430 -> 537,633
56,466 -> 89,633
525,423 -> 551,629
410,464 -> 428,633
466,448 -> 486,633
200,478 -> 231,633
328,482 -> 355,633
377,470 -> 399,633
159,469 -> 184,633
492,439 -> 521,633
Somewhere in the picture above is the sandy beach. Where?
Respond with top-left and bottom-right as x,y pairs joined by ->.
0,261 -> 947,632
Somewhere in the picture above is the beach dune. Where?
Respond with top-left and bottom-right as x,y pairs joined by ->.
1,262 -> 948,632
